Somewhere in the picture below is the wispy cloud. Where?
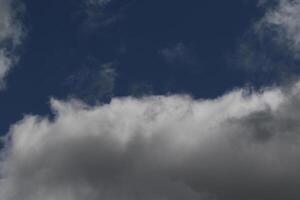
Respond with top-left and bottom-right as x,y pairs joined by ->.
159,42 -> 197,66
81,0 -> 126,32
0,0 -> 24,89
230,0 -> 300,82
86,0 -> 113,7
64,60 -> 117,103
257,0 -> 300,57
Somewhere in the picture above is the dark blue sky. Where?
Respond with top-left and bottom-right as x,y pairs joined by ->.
0,0 -> 280,134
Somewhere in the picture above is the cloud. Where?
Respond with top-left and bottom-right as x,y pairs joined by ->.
3,81 -> 300,199
159,43 -> 197,66
0,0 -> 24,89
129,81 -> 153,97
81,0 -> 125,31
2,1 -> 300,200
86,0 -> 113,7
64,60 -> 117,103
257,0 -> 300,57
229,0 -> 300,81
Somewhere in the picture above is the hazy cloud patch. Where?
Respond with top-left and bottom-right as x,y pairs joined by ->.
159,43 -> 197,67
64,60 -> 117,103
80,0 -> 128,32
230,0 -> 300,83
0,0 -> 24,89
86,0 -> 113,7
257,0 -> 300,57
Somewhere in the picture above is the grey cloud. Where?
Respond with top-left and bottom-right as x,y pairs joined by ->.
0,0 -> 24,89
2,82 -> 300,199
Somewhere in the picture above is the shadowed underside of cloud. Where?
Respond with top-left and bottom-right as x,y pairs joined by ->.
2,82 -> 300,200
0,0 -> 24,89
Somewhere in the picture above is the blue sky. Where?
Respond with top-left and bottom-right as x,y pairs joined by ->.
2,0 -> 300,199
0,0 -> 272,134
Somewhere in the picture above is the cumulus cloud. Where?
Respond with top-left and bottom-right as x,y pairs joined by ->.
0,0 -> 24,89
3,81 -> 300,199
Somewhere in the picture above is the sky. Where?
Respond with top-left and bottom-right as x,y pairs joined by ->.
1,0 -> 300,199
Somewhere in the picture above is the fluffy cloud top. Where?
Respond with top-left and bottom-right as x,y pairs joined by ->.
2,82 -> 300,200
0,0 -> 23,89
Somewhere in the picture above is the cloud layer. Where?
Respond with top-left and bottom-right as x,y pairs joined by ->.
2,83 -> 300,199
0,0 -> 24,89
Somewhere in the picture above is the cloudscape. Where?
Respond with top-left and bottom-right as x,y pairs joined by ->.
1,0 -> 300,200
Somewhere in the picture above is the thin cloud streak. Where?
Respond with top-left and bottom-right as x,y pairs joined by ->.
0,0 -> 24,89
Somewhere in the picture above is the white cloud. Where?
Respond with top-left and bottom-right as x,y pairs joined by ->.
232,0 -> 300,73
3,82 -> 300,199
0,0 -> 24,89
257,0 -> 300,57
